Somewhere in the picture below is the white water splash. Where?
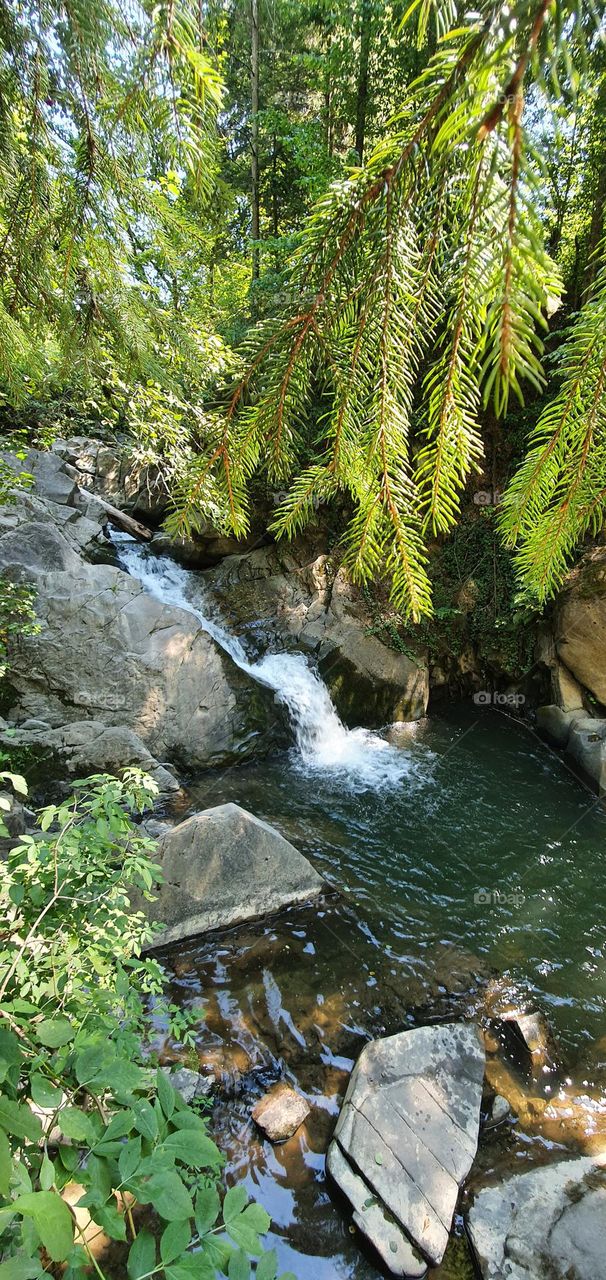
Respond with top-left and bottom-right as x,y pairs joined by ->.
116,538 -> 416,788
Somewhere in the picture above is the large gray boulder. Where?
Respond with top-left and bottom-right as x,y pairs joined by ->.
0,521 -> 281,771
467,1156 -> 606,1279
144,803 -> 325,946
327,1023 -> 484,1273
204,545 -> 428,727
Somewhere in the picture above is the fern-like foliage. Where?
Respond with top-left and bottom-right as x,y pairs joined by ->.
174,0 -> 593,619
500,243 -> 606,601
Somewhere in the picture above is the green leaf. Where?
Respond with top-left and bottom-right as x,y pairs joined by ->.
145,1170 -> 194,1221
194,1185 -> 220,1234
39,1153 -> 55,1191
0,1097 -> 42,1143
59,1107 -> 95,1144
157,1068 -> 176,1120
133,1100 -> 158,1142
35,1019 -> 74,1048
240,1203 -> 270,1234
127,1229 -> 156,1280
162,1128 -> 222,1169
0,1261 -> 44,1279
94,1202 -> 127,1242
160,1219 -> 191,1264
13,1191 -> 74,1262
256,1250 -> 278,1280
118,1136 -> 142,1183
0,1127 -> 12,1196
226,1216 -> 262,1256
30,1074 -> 63,1110
166,1259 -> 215,1280
228,1251 -> 250,1280
223,1185 -> 248,1223
100,1109 -> 134,1142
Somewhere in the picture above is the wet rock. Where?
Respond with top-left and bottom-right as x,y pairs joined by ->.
536,704 -> 579,748
161,1066 -> 213,1104
557,547 -> 606,706
485,1094 -> 510,1129
205,545 -> 428,727
0,722 -> 180,795
326,1142 -> 427,1278
144,803 -> 325,946
1,517 -> 280,771
328,1023 -> 485,1269
252,1083 -> 310,1141
567,714 -> 606,791
467,1156 -> 606,1280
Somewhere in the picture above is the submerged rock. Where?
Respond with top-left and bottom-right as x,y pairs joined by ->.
161,1066 -> 213,1104
467,1156 -> 606,1280
252,1083 -> 310,1142
144,803 -> 325,946
327,1023 -> 484,1271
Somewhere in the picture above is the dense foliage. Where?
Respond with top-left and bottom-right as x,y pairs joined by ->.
1,0 -> 606,611
0,772 -> 294,1280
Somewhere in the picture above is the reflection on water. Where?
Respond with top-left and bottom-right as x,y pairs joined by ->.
155,706 -> 606,1278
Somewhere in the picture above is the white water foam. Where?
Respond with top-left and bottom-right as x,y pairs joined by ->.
116,538 -> 416,788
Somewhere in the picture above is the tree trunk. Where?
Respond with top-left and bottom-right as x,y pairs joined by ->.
251,0 -> 260,281
355,0 -> 371,163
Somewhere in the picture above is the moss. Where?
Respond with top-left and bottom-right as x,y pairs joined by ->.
435,1233 -> 477,1280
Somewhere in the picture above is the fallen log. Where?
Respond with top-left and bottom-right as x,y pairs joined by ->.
92,495 -> 153,541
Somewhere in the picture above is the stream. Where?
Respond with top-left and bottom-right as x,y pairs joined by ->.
118,539 -> 606,1279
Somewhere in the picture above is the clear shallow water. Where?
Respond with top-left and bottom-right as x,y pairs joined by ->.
156,710 -> 606,1280
183,705 -> 606,1055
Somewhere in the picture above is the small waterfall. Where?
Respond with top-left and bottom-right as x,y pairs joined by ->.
116,538 -> 416,788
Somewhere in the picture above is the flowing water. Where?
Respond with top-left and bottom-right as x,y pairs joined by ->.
117,538 -> 606,1279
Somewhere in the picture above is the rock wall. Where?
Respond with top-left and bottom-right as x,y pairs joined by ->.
0,448 -> 283,783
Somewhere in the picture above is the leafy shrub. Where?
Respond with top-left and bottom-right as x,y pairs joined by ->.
0,772 -> 294,1280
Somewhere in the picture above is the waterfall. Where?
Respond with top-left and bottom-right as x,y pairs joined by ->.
116,538 -> 417,787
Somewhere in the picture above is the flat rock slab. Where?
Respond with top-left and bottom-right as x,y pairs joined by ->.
327,1143 -> 426,1278
328,1023 -> 484,1271
467,1156 -> 606,1280
146,803 -> 324,946
252,1084 -> 310,1142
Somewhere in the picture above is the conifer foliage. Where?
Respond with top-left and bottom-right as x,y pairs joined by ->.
170,0 -> 605,618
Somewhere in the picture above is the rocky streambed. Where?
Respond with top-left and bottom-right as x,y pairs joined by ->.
2,438 -> 606,1277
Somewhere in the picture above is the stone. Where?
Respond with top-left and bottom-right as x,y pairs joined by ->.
552,661 -> 584,712
0,792 -> 26,856
0,722 -> 181,795
485,1094 -> 510,1128
536,704 -> 580,748
2,448 -> 78,507
328,1023 -> 485,1270
567,714 -> 606,791
557,548 -> 606,707
161,1066 -> 213,1104
326,1143 -> 427,1278
251,1084 -> 310,1142
2,533 -> 281,771
143,803 -> 325,946
467,1156 -> 606,1280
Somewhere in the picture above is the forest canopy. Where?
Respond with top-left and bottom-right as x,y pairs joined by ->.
1,0 -> 606,618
